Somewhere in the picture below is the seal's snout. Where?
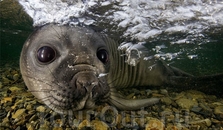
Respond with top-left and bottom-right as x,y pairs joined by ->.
76,75 -> 98,87
75,72 -> 99,93
76,72 -> 101,98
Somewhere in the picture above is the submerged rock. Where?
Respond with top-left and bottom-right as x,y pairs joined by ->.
190,118 -> 212,127
145,118 -> 164,130
8,86 -> 22,93
176,98 -> 198,109
214,106 -> 223,120
12,109 -> 26,119
78,120 -> 109,130
36,106 -> 46,113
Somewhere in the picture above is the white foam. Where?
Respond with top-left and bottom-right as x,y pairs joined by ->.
19,0 -> 223,42
18,0 -> 94,26
109,0 -> 223,42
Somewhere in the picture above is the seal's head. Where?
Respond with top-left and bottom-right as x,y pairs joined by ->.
20,24 -> 110,114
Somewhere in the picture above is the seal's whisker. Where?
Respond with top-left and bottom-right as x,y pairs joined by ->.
27,89 -> 51,92
34,96 -> 58,108
43,95 -> 75,114
40,95 -> 64,108
22,74 -> 53,85
62,29 -> 69,42
46,66 -> 61,85
40,88 -> 57,92
42,97 -> 62,113
36,95 -> 53,102
52,25 -> 63,40
27,88 -> 58,94
107,76 -> 121,86
22,74 -> 63,91
109,89 -> 119,92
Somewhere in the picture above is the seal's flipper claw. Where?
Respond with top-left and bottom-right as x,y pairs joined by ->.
108,91 -> 160,110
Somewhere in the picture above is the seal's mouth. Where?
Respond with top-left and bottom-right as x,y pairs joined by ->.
24,65 -> 110,114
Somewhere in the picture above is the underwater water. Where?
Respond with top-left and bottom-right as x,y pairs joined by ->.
0,0 -> 32,67
0,29 -> 31,66
0,0 -> 223,129
1,0 -> 223,74
12,0 -> 223,75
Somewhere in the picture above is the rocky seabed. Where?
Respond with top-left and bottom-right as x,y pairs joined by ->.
0,66 -> 223,130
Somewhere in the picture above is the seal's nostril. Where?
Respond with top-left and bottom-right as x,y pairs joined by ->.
76,74 -> 98,87
92,84 -> 102,98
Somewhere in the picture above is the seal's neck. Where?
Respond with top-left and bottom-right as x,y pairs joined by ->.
102,35 -> 193,89
102,36 -> 163,88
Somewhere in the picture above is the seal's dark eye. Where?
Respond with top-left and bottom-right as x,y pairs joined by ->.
97,49 -> 109,64
37,46 -> 56,63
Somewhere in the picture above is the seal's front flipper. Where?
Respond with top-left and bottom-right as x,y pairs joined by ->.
108,89 -> 160,110
168,73 -> 223,96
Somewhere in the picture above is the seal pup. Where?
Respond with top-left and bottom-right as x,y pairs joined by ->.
19,24 -> 199,114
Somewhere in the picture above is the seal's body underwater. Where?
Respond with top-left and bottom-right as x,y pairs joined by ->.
20,24 -> 215,114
